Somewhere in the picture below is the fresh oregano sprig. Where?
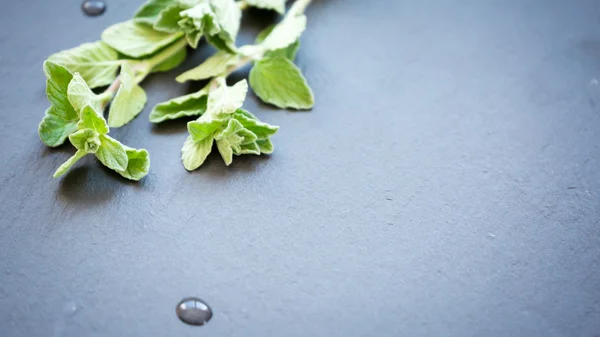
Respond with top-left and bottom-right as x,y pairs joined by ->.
39,0 -> 313,179
41,61 -> 150,180
150,0 -> 313,170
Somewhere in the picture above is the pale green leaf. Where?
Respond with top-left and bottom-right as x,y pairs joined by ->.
232,109 -> 279,139
38,107 -> 79,147
249,56 -> 314,109
77,105 -> 109,134
255,24 -> 299,60
53,150 -> 88,178
261,14 -> 306,52
256,139 -> 274,154
208,78 -> 247,114
238,142 -> 261,155
149,88 -> 208,123
187,114 -> 226,142
102,20 -> 184,58
151,47 -> 187,73
134,0 -> 179,25
67,72 -> 103,113
96,135 -> 128,171
69,129 -> 101,154
108,64 -> 148,128
176,51 -> 238,82
246,0 -> 285,14
215,118 -> 258,145
215,138 -> 233,165
48,41 -> 120,88
207,0 -> 241,51
153,3 -> 189,33
43,61 -> 76,117
181,135 -> 214,171
117,146 -> 150,181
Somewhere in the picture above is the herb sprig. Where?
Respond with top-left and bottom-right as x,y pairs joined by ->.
39,0 -> 313,180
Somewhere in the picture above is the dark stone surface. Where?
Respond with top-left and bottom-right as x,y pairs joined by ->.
1,0 -> 600,336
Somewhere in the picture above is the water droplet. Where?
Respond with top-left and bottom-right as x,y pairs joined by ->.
176,297 -> 212,326
81,0 -> 106,16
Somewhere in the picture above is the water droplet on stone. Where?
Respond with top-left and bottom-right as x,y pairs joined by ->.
176,297 -> 212,326
81,0 -> 106,16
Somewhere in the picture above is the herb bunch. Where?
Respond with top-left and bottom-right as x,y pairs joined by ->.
39,0 -> 313,180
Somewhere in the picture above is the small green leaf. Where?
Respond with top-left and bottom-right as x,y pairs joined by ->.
108,64 -> 148,128
153,3 -> 189,33
38,107 -> 79,147
149,88 -> 208,123
69,129 -> 101,154
187,114 -> 226,142
40,61 -> 79,146
67,72 -> 103,114
207,0 -> 241,52
181,135 -> 214,171
48,42 -> 120,88
239,142 -> 261,155
96,135 -> 128,171
134,0 -> 179,25
77,105 -> 109,134
249,56 -> 314,109
215,118 -> 258,145
176,51 -> 238,82
256,139 -> 274,154
102,20 -> 184,58
215,138 -> 234,165
260,15 -> 306,52
117,146 -> 150,181
246,0 -> 285,14
53,150 -> 88,178
151,47 -> 187,73
208,78 -> 248,114
233,109 -> 279,139
256,25 -> 299,61
43,61 -> 76,116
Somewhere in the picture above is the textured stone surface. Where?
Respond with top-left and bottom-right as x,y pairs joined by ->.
1,0 -> 600,336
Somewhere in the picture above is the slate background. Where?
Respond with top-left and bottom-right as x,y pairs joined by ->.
1,0 -> 600,336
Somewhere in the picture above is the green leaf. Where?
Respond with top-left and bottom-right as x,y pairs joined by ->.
208,78 -> 248,114
181,135 -> 214,171
69,129 -> 101,154
176,51 -> 238,82
53,150 -> 88,178
246,0 -> 285,14
43,61 -> 76,117
96,135 -> 128,171
154,3 -> 189,33
38,107 -> 79,147
239,141 -> 261,155
255,25 -> 299,61
215,118 -> 258,145
67,72 -> 103,114
207,0 -> 241,52
215,138 -> 233,165
187,114 -> 226,142
108,64 -> 148,128
117,146 -> 150,181
233,109 -> 279,139
47,42 -> 120,88
151,46 -> 187,73
260,14 -> 306,52
149,88 -> 208,123
102,20 -> 184,58
40,61 -> 79,146
134,0 -> 179,25
249,56 -> 314,109
77,105 -> 109,134
256,139 -> 274,154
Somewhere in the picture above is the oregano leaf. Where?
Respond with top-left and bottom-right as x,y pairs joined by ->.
102,20 -> 184,58
149,88 -> 209,123
53,150 -> 88,178
96,135 -> 129,171
181,135 -> 214,171
108,63 -> 148,128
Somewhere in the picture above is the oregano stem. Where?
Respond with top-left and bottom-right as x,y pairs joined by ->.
98,37 -> 188,110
